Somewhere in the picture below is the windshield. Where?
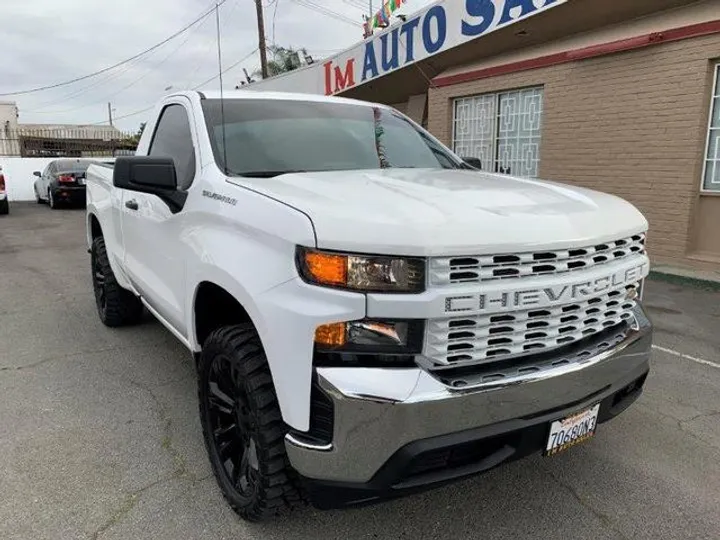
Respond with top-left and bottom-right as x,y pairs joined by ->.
201,98 -> 463,177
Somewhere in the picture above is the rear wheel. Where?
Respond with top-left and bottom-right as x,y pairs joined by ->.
0,199 -> 8,215
91,237 -> 143,327
198,325 -> 304,522
48,189 -> 57,209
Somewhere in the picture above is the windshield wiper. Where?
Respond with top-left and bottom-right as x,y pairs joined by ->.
235,170 -> 308,178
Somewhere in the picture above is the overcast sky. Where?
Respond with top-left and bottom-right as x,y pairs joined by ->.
0,0 -> 434,131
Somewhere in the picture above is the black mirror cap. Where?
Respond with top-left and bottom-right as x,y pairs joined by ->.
461,157 -> 483,170
33,171 -> 41,177
113,156 -> 178,191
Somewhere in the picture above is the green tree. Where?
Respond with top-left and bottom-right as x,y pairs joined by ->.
255,45 -> 309,79
126,123 -> 146,146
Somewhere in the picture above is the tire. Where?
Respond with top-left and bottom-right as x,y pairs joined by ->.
198,325 -> 305,522
91,236 -> 143,327
0,199 -> 8,215
48,189 -> 57,209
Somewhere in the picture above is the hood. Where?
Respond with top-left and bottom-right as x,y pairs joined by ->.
230,168 -> 648,256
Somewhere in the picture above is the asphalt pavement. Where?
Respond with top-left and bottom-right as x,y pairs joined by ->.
1,202 -> 719,540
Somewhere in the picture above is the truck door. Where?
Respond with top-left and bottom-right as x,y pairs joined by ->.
120,102 -> 197,337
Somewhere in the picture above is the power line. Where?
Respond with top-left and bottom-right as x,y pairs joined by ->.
288,0 -> 361,26
91,106 -> 155,126
343,0 -> 370,12
0,0 -> 228,97
87,46 -> 257,127
272,0 -> 281,45
192,48 -> 259,89
183,0 -> 240,89
34,15 -> 211,115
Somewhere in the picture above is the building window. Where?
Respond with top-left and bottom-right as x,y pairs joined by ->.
453,87 -> 543,178
703,64 -> 720,192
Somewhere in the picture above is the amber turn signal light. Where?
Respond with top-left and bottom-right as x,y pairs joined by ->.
303,251 -> 347,287
314,322 -> 346,347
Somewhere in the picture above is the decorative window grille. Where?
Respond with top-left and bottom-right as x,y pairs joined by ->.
453,87 -> 544,178
702,64 -> 720,192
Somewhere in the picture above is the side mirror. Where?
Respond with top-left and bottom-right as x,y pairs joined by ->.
113,156 -> 178,191
113,157 -> 187,213
33,171 -> 41,177
461,157 -> 482,170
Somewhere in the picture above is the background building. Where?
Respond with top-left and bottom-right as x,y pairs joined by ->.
249,0 -> 720,275
0,101 -> 135,158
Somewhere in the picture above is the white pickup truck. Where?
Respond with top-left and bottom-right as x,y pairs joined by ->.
85,90 -> 652,521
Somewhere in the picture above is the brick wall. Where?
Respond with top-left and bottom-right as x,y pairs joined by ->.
428,33 -> 720,272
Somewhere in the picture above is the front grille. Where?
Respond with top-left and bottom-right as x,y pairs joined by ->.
430,234 -> 646,285
425,283 -> 639,369
433,325 -> 630,388
403,433 -> 518,481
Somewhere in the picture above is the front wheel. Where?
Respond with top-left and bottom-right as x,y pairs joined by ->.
91,236 -> 143,327
198,325 -> 304,521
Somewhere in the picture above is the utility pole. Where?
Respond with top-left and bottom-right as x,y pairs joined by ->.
254,0 -> 269,79
363,0 -> 374,39
107,102 -> 113,126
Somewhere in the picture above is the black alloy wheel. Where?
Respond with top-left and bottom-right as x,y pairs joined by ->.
207,353 -> 261,499
90,237 -> 143,327
92,246 -> 107,314
198,325 -> 304,521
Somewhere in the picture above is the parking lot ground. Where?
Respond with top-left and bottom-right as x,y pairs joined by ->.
1,202 -> 719,540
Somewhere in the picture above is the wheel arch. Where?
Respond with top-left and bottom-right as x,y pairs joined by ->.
193,281 -> 255,349
87,212 -> 103,248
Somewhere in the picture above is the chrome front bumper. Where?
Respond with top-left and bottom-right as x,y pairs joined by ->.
286,306 -> 652,484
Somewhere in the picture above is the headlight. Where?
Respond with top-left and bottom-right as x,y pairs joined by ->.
314,319 -> 424,354
296,247 -> 426,293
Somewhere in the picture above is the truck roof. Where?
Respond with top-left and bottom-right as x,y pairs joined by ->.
185,90 -> 386,109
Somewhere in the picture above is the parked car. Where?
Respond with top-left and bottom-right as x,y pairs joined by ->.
33,158 -> 96,209
86,91 -> 652,521
0,165 -> 8,215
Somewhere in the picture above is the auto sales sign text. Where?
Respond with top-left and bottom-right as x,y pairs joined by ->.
323,0 -> 567,95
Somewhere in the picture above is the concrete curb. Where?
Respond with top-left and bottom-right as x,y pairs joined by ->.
649,271 -> 720,292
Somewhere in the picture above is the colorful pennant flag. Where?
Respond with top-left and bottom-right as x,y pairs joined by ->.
370,0 -> 406,31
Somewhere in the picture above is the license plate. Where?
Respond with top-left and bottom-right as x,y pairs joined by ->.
544,404 -> 600,456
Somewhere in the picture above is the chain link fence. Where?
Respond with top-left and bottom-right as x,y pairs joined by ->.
0,127 -> 138,158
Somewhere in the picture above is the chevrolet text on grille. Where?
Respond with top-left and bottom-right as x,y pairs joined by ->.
445,262 -> 648,313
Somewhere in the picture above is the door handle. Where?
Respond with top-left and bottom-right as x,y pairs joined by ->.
125,199 -> 139,211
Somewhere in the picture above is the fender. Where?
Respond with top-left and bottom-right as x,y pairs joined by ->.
86,210 -> 135,293
187,265 -> 365,432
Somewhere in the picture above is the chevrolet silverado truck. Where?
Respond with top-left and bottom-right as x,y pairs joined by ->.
85,90 -> 652,521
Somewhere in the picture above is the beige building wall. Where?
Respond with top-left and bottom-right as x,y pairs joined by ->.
428,30 -> 720,273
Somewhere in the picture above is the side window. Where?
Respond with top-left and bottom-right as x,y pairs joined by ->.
46,163 -> 54,178
148,104 -> 196,190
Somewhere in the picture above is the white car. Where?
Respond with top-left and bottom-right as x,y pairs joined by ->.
85,91 -> 652,521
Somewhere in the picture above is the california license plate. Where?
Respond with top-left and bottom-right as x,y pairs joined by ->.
544,404 -> 600,456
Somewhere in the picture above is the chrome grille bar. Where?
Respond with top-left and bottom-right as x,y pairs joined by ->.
430,234 -> 646,285
424,282 -> 639,369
